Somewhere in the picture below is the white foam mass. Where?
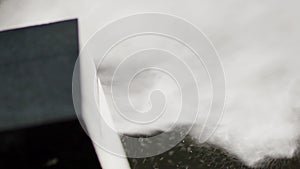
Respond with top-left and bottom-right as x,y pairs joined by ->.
1,0 -> 300,167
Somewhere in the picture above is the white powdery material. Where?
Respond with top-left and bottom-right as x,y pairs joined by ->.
192,80 -> 300,166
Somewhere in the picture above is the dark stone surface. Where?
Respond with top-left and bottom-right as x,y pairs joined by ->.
129,136 -> 300,169
1,120 -> 300,169
0,19 -> 78,131
127,126 -> 300,169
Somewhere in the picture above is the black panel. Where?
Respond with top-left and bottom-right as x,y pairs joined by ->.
0,20 -> 78,130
